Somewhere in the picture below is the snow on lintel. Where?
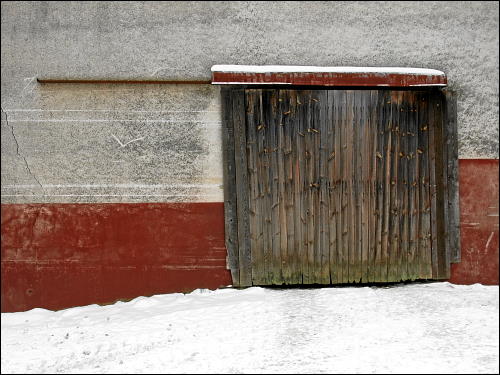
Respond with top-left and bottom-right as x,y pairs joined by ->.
211,65 -> 447,87
211,65 -> 445,76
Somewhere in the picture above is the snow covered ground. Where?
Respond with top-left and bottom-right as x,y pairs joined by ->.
1,282 -> 498,374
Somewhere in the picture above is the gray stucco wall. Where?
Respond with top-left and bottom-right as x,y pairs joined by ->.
1,1 -> 498,203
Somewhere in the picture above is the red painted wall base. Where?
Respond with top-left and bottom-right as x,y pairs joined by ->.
449,159 -> 499,285
1,203 -> 232,312
1,160 -> 498,312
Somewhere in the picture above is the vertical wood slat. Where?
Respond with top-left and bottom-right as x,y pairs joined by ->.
367,90 -> 381,282
279,90 -> 291,283
295,91 -> 307,284
418,92 -> 433,279
277,90 -> 290,284
334,90 -> 345,284
388,92 -> 400,282
246,90 -> 262,285
399,91 -> 409,282
431,91 -> 451,279
258,90 -> 269,284
351,90 -> 359,283
444,90 -> 461,264
259,91 -> 272,285
346,91 -> 355,282
289,91 -> 302,284
310,92 -> 320,283
368,90 -> 380,283
360,91 -> 370,283
388,92 -> 398,282
343,90 -> 350,283
439,90 -> 451,278
326,91 -> 337,284
317,91 -> 331,284
312,90 -> 322,284
428,91 -> 439,280
232,89 -> 253,287
353,90 -> 363,283
260,90 -> 273,284
375,90 -> 387,282
266,90 -> 282,284
407,92 -> 419,281
381,91 -> 392,283
304,90 -> 315,284
221,87 -> 240,286
291,91 -> 301,284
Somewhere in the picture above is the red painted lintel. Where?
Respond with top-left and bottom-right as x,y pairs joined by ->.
211,71 -> 447,87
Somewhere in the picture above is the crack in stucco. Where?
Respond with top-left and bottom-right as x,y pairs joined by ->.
2,107 -> 43,188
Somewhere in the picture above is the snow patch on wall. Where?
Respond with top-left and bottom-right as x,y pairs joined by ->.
211,65 -> 446,76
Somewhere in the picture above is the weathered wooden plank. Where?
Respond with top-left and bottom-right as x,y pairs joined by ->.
313,91 -> 324,284
334,90 -> 345,284
368,90 -> 380,283
313,91 -> 323,284
253,113 -> 262,286
337,90 -> 347,283
221,87 -> 240,286
279,90 -> 291,283
263,90 -> 282,284
381,91 -> 392,283
245,90 -> 261,285
431,91 -> 450,279
352,90 -> 362,283
353,90 -> 361,283
407,91 -> 419,281
304,90 -> 315,284
286,90 -> 304,284
260,90 -> 276,285
418,92 -> 433,279
345,91 -> 355,283
360,91 -> 370,283
295,91 -> 307,284
399,91 -> 409,282
444,90 -> 461,264
387,92 -> 400,282
317,90 -> 330,284
232,88 -> 252,286
256,89 -> 268,285
374,90 -> 387,282
439,90 -> 451,278
277,89 -> 290,283
327,90 -> 337,284
428,90 -> 439,280
312,91 -> 321,285
309,92 -> 320,284
256,90 -> 271,285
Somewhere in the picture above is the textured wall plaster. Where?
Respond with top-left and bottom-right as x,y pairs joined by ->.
1,1 -> 498,203
1,84 -> 223,203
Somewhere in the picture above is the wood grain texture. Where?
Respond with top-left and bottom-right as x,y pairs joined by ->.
245,90 -> 262,285
418,92 -> 433,279
221,88 -> 240,286
226,88 -> 454,286
232,89 -> 253,286
444,90 -> 461,264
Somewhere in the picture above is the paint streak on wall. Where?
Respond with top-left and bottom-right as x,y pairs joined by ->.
449,159 -> 499,285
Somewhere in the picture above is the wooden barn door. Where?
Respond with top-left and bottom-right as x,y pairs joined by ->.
222,88 -> 459,287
